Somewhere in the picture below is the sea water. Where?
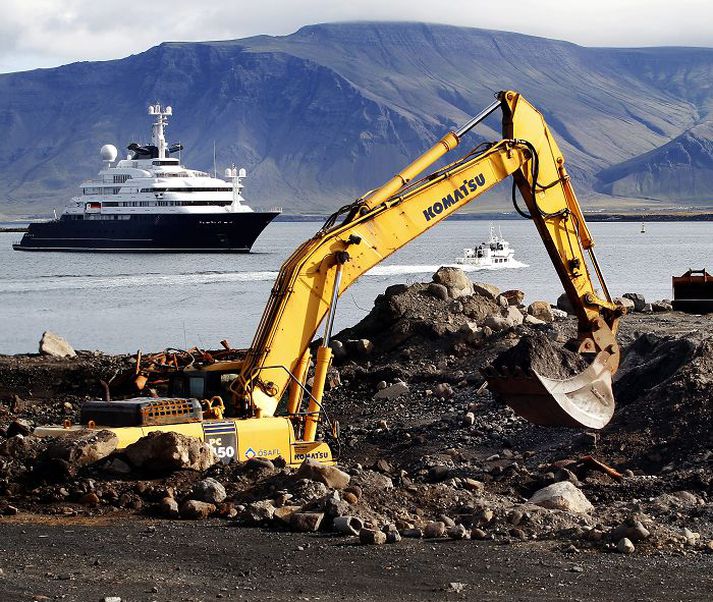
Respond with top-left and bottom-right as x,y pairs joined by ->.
1,220 -> 711,354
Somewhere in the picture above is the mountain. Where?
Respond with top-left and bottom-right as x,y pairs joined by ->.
596,121 -> 713,201
2,22 -> 713,217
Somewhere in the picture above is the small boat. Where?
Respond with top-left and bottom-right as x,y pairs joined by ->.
641,222 -> 646,234
455,224 -> 516,267
672,269 -> 713,313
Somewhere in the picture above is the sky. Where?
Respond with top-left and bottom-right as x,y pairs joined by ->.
2,0 -> 713,73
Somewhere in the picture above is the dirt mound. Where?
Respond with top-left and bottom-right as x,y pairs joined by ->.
490,332 -> 589,379
335,277 -> 498,353
602,332 -> 713,469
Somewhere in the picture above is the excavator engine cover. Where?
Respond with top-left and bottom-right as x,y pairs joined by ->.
481,351 -> 615,429
80,397 -> 203,428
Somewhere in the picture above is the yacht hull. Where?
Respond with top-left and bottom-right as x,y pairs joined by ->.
12,211 -> 280,252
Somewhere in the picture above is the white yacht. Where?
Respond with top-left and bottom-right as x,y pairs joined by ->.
455,224 -> 517,267
14,104 -> 281,252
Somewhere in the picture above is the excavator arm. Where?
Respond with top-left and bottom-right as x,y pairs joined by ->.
235,90 -> 623,435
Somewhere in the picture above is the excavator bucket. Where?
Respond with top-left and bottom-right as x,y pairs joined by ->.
481,351 -> 615,429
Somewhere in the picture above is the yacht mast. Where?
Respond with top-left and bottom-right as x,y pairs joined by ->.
148,103 -> 172,159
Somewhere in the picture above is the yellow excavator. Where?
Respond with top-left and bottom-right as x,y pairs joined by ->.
37,91 -> 624,465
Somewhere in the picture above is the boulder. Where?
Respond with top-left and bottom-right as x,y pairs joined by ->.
614,296 -> 635,311
460,295 -> 499,323
523,315 -> 546,326
622,292 -> 646,312
105,457 -> 132,476
424,521 -> 446,538
125,431 -> 218,472
242,500 -> 276,524
448,524 -> 468,540
159,496 -> 180,518
472,282 -> 501,301
39,331 -> 76,358
495,294 -> 510,309
352,470 -> 393,491
347,338 -> 374,356
426,282 -> 450,301
501,289 -> 525,305
471,528 -> 488,540
383,283 -> 408,298
652,300 -> 673,312
180,499 -> 215,520
6,419 -> 33,438
433,267 -> 473,299
43,429 -> 118,468
344,485 -> 362,500
483,314 -> 513,332
0,434 -> 42,459
386,530 -> 402,544
79,492 -> 100,506
504,305 -> 524,326
550,307 -> 568,320
273,505 -> 300,525
527,301 -> 554,322
325,496 -> 351,519
373,381 -> 409,400
556,293 -> 576,315
290,512 -> 324,532
458,321 -> 480,337
359,528 -> 386,545
617,537 -> 635,554
295,458 -> 351,490
193,477 -> 227,504
611,520 -> 650,542
244,457 -> 275,473
329,340 -> 348,361
528,481 -> 593,514
433,383 -> 454,399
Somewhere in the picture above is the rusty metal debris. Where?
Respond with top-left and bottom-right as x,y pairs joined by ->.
125,346 -> 245,393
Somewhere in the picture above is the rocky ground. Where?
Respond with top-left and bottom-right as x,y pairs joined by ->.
1,268 -> 713,600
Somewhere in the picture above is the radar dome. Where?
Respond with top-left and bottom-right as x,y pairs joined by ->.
100,144 -> 118,161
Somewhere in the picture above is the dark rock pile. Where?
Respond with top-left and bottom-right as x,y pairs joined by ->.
1,268 -> 712,556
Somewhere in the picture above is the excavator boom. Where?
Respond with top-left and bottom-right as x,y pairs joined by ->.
237,90 -> 623,433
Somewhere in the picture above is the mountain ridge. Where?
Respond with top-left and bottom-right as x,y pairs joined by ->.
2,22 -> 713,217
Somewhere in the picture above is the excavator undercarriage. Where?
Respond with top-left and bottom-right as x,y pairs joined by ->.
36,90 -> 625,462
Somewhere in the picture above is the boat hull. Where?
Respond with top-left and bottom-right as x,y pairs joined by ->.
12,212 -> 280,252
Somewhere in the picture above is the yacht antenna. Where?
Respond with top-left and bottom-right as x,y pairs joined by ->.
147,103 -> 172,159
213,141 -> 217,178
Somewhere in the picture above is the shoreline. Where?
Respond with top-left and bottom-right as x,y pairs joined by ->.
3,211 -> 713,233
